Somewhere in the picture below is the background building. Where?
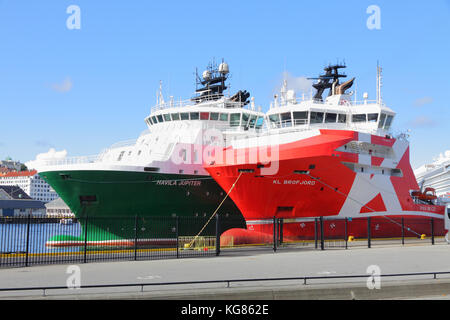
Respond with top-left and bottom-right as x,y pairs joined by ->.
0,170 -> 58,203
45,197 -> 74,218
0,185 -> 45,217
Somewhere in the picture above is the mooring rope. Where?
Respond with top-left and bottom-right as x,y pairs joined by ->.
185,171 -> 243,249
305,173 -> 422,237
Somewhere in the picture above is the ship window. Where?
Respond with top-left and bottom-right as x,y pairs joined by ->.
163,114 -> 171,121
368,113 -> 378,122
325,113 -> 337,123
190,112 -> 199,120
352,114 -> 366,122
256,116 -> 264,129
378,113 -> 386,128
268,114 -> 280,128
200,112 -> 209,120
384,115 -> 394,130
241,113 -> 250,128
219,113 -> 228,121
310,112 -> 324,124
180,112 -> 189,120
151,116 -> 158,124
171,113 -> 180,121
230,113 -> 241,127
249,115 -> 257,128
293,111 -> 308,125
117,151 -> 125,161
338,114 -> 347,123
280,112 -> 292,127
157,115 -> 164,122
210,112 -> 219,121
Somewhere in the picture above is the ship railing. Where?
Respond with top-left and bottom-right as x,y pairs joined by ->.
270,98 -> 381,109
38,155 -> 101,167
150,98 -> 248,114
107,139 -> 137,149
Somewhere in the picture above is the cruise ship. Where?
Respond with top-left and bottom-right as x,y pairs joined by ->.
37,60 -> 266,246
414,151 -> 450,200
205,64 -> 446,243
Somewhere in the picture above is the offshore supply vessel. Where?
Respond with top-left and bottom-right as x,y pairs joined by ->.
205,64 -> 446,243
38,60 -> 265,246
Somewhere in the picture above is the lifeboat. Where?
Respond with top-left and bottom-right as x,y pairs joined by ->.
411,187 -> 437,202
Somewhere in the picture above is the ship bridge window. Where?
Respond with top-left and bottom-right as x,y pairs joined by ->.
293,111 -> 308,126
325,113 -> 337,123
268,114 -> 281,128
151,116 -> 158,124
200,112 -> 209,120
190,112 -> 199,120
180,112 -> 189,120
171,113 -> 180,121
249,114 -> 257,128
163,114 -> 171,121
338,114 -> 347,123
310,111 -> 324,124
368,113 -> 378,122
210,112 -> 219,121
241,113 -> 250,128
352,114 -> 367,122
256,116 -> 264,129
219,113 -> 228,121
280,112 -> 292,127
157,115 -> 164,123
378,113 -> 386,128
384,115 -> 394,130
230,113 -> 241,127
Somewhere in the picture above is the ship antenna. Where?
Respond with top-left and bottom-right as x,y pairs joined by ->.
376,61 -> 383,105
159,80 -> 165,106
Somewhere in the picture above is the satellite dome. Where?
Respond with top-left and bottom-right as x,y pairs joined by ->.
218,62 -> 229,75
202,70 -> 211,80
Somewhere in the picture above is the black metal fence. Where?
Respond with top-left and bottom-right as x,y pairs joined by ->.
0,214 -> 446,268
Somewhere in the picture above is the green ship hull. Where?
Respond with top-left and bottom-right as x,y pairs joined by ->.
40,170 -> 245,246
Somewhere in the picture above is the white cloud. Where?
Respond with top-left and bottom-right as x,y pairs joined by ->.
273,71 -> 314,96
26,148 -> 67,170
413,96 -> 433,107
409,115 -> 436,128
51,77 -> 73,93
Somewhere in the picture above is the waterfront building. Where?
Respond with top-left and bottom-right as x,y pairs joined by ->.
0,185 -> 46,217
45,197 -> 74,218
0,170 -> 58,203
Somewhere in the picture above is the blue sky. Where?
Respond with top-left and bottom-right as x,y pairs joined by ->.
0,0 -> 449,169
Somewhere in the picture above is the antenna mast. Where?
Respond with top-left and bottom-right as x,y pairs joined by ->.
376,61 -> 383,105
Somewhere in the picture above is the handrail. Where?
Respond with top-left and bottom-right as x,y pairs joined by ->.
1,271 -> 449,296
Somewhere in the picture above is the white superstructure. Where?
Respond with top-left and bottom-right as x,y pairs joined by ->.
36,60 -> 266,176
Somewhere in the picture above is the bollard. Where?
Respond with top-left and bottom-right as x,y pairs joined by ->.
367,217 -> 371,248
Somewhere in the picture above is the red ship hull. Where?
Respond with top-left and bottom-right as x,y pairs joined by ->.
205,129 -> 446,244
